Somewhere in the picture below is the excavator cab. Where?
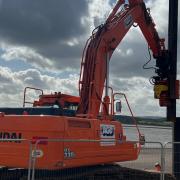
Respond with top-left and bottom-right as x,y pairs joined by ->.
0,87 -> 80,117
24,87 -> 80,110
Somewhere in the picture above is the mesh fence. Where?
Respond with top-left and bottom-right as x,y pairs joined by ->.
118,142 -> 164,180
164,143 -> 173,174
164,142 -> 180,179
120,147 -> 162,171
0,139 -> 177,180
29,140 -> 166,180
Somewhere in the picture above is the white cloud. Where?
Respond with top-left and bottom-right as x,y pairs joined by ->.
111,76 -> 166,116
88,0 -> 112,28
1,45 -> 54,70
0,67 -> 78,107
116,48 -> 134,57
146,0 -> 168,34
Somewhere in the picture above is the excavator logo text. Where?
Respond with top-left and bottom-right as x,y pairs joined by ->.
0,132 -> 22,143
100,124 -> 115,138
100,124 -> 115,146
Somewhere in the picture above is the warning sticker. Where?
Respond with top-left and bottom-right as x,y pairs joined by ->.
32,149 -> 44,158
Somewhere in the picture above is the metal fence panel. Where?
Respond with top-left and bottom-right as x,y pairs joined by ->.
30,140 -> 164,180
0,138 -> 177,180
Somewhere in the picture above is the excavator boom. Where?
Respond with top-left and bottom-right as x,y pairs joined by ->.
78,0 -> 167,118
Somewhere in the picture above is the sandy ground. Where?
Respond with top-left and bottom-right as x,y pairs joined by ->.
117,148 -> 172,173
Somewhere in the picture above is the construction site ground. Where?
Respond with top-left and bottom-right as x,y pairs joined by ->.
0,164 -> 175,180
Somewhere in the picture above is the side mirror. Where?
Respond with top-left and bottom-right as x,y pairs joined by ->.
116,101 -> 122,113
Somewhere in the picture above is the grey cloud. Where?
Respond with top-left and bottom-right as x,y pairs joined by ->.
37,42 -> 83,70
0,0 -> 89,71
110,76 -> 165,116
0,1 -> 179,89
110,40 -> 156,78
0,0 -> 174,77
0,0 -> 88,45
111,76 -> 151,93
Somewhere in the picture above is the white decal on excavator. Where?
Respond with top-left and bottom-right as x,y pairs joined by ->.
32,149 -> 44,158
100,124 -> 115,138
100,124 -> 115,146
64,148 -> 76,159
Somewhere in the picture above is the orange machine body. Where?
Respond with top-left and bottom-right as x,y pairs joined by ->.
0,115 -> 138,169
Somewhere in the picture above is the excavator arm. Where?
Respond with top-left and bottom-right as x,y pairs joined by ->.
78,0 -> 169,118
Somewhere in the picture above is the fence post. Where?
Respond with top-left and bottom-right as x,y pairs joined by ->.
161,143 -> 165,180
28,142 -> 33,180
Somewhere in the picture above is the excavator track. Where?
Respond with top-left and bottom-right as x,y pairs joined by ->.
0,164 -> 175,180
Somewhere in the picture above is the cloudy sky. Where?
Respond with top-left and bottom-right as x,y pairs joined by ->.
0,0 -> 179,117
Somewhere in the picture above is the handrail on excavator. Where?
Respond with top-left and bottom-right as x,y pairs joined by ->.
23,87 -> 44,107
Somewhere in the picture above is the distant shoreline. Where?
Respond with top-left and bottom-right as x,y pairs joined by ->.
123,124 -> 172,129
114,115 -> 172,127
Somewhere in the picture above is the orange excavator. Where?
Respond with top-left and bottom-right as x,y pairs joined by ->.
0,0 -> 177,177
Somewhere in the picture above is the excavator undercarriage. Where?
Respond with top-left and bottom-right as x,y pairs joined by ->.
0,164 -> 175,180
